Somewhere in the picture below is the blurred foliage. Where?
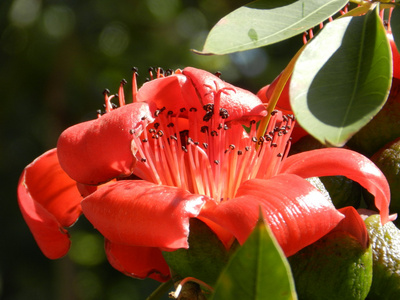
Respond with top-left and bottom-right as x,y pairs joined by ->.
0,0 -> 302,299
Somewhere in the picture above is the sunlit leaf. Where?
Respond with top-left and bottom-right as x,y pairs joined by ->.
199,0 -> 348,55
290,6 -> 391,146
210,212 -> 297,300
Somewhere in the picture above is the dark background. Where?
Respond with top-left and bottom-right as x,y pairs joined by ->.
0,0 -> 301,299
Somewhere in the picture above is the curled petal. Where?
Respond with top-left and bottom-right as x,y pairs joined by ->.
281,148 -> 391,224
17,149 -> 82,259
333,207 -> 369,249
200,174 -> 344,257
81,180 -> 207,250
57,102 -> 154,185
105,239 -> 170,282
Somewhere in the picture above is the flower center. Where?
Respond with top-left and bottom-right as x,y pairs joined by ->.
103,69 -> 294,202
131,107 -> 293,203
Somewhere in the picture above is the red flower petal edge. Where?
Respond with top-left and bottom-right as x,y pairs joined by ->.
57,102 -> 154,185
200,174 -> 344,257
136,71 -> 202,116
281,148 -> 391,224
333,206 -> 369,249
81,180 -> 207,250
257,72 -> 292,113
17,149 -> 82,259
105,239 -> 170,282
136,67 -> 267,122
183,67 -> 267,121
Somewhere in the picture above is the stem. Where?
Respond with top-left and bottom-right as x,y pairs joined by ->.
256,44 -> 305,140
349,0 -> 370,5
347,0 -> 396,11
146,279 -> 174,300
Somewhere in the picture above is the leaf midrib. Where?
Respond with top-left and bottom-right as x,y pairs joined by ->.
336,9 -> 372,143
206,0 -> 347,54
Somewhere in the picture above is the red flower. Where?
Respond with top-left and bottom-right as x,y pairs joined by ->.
18,67 -> 391,282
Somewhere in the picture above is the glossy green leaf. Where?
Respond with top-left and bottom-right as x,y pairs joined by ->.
390,5 -> 400,50
290,6 -> 391,147
210,212 -> 297,300
199,0 -> 348,55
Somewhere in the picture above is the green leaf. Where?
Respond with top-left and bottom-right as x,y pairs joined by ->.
290,6 -> 392,147
390,5 -> 400,50
210,211 -> 297,300
199,0 -> 348,55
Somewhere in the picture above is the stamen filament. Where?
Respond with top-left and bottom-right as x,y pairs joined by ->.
187,144 -> 203,195
132,67 -> 138,102
128,77 -> 294,203
118,79 -> 127,107
131,131 -> 161,184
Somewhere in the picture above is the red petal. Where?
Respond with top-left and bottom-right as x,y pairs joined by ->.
76,183 -> 98,197
81,180 -> 207,250
17,149 -> 82,259
281,148 -> 391,224
200,174 -> 344,257
136,72 -> 202,114
183,67 -> 267,121
387,32 -> 400,79
256,84 -> 269,103
257,72 -> 292,113
333,207 -> 369,249
105,239 -> 170,282
57,102 -> 154,185
137,67 -> 267,121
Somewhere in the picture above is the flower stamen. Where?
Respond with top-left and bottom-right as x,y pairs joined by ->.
118,79 -> 127,107
132,67 -> 138,102
131,91 -> 294,203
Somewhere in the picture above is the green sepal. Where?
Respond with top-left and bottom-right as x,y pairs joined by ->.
210,210 -> 297,300
288,231 -> 373,300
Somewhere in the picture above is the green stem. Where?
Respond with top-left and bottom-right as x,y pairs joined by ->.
349,0 -> 370,5
146,279 -> 174,300
256,44 -> 305,140
348,0 -> 396,10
